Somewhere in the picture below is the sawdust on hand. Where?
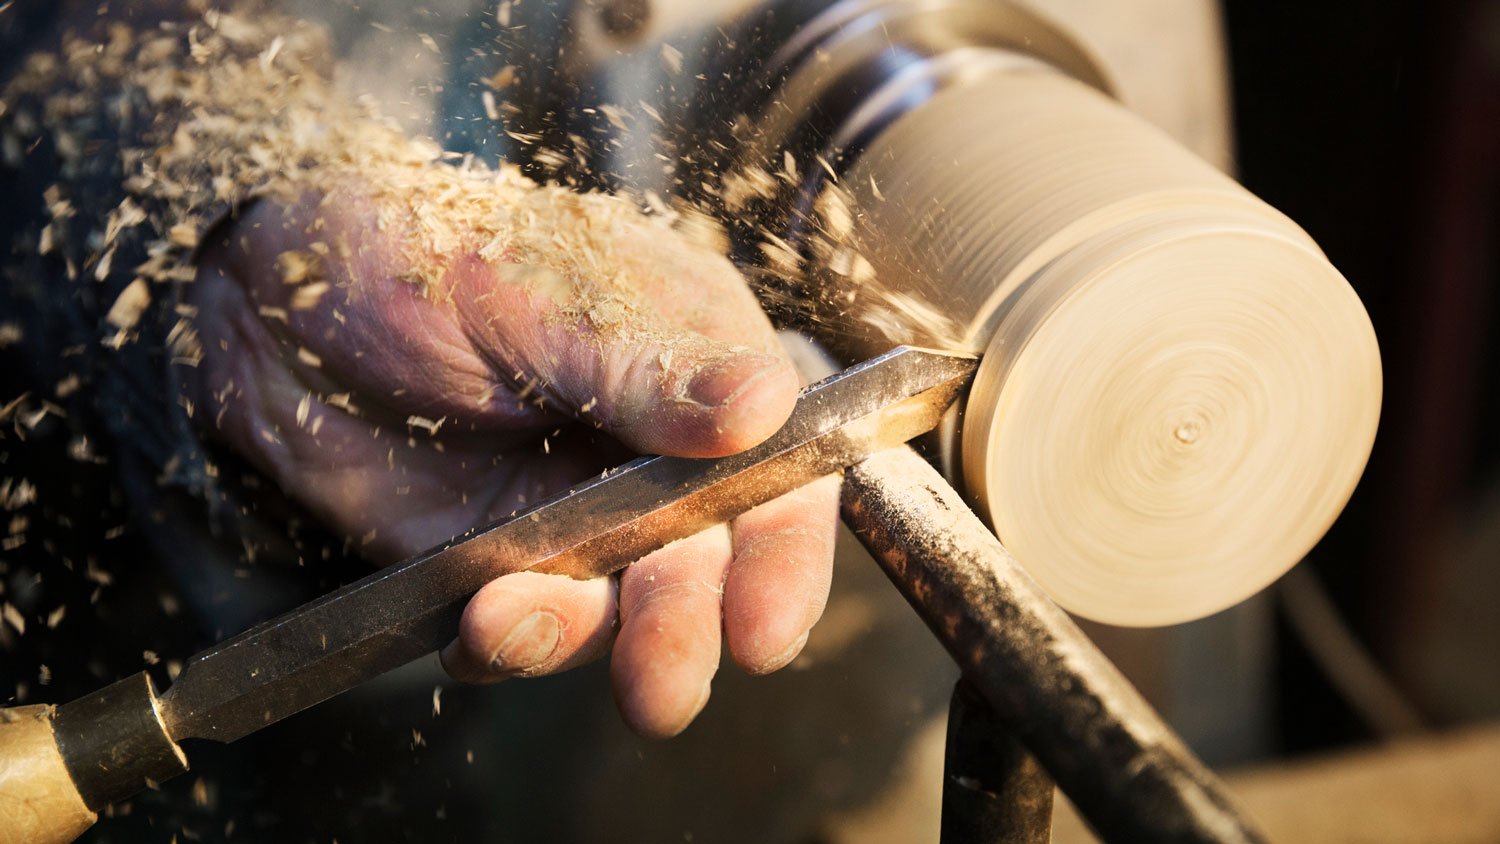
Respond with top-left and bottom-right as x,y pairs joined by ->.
1,5 -> 688,337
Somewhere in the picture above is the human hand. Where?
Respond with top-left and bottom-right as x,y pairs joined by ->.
188,176 -> 838,738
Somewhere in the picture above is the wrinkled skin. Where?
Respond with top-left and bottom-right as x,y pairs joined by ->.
188,183 -> 838,739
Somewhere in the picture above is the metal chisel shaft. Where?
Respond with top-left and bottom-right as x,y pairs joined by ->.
0,345 -> 976,836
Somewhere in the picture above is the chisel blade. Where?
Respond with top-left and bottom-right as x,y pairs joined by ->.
158,346 -> 976,743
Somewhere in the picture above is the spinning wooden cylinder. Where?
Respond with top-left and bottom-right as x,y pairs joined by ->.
829,66 -> 1382,626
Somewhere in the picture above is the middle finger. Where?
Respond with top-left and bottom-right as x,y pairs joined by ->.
612,525 -> 733,739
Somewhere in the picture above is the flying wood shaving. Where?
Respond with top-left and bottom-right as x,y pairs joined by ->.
276,250 -> 321,285
2,603 -> 24,635
93,247 -> 116,281
289,280 -> 330,310
721,166 -> 775,213
167,222 -> 199,248
0,478 -> 37,510
191,778 -> 209,807
483,65 -> 517,90
1,7 -> 694,339
406,415 -> 443,435
859,292 -> 964,348
660,44 -> 684,75
598,104 -> 630,130
105,278 -> 151,329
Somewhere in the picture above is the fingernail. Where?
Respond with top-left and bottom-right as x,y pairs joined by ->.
489,611 -> 561,674
751,629 -> 810,675
687,355 -> 781,407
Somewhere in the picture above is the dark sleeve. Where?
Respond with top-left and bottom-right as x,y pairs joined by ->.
0,1 -> 69,79
1,23 -> 216,512
0,9 -> 355,635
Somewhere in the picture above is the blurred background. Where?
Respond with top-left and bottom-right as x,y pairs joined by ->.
1,0 -> 1497,840
1227,0 -> 1500,750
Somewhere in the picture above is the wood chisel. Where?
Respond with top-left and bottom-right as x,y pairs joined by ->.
0,346 -> 977,844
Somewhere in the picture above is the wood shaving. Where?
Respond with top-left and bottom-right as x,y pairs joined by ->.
2,6 -> 697,341
275,251 -> 322,285
660,44 -> 684,76
405,415 -> 443,435
720,166 -> 776,214
167,222 -> 199,249
105,278 -> 151,330
2,602 -> 24,636
289,280 -> 330,310
483,65 -> 517,90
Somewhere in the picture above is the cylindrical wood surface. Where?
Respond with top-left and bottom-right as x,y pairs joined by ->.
0,707 -> 96,844
829,67 -> 1382,626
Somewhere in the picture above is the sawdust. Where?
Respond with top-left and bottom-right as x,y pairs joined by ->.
1,5 -> 695,339
104,279 -> 152,331
719,161 -> 965,351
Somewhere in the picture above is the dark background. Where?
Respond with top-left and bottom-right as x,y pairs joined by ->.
1223,0 -> 1500,752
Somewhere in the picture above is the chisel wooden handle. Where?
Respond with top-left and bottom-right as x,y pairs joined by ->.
0,706 -> 96,844
0,673 -> 188,844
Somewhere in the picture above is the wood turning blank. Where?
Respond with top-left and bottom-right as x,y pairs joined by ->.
834,69 -> 1381,626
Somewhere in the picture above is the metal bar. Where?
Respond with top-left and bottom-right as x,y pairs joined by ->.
841,445 -> 1266,843
941,678 -> 1053,844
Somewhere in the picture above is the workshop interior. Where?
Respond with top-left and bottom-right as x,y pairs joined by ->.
0,0 -> 1496,841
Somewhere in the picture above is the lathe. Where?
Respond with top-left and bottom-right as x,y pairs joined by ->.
0,2 -> 1381,842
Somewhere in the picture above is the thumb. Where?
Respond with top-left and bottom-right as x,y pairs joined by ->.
449,258 -> 800,459
604,334 -> 800,458
227,175 -> 799,457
